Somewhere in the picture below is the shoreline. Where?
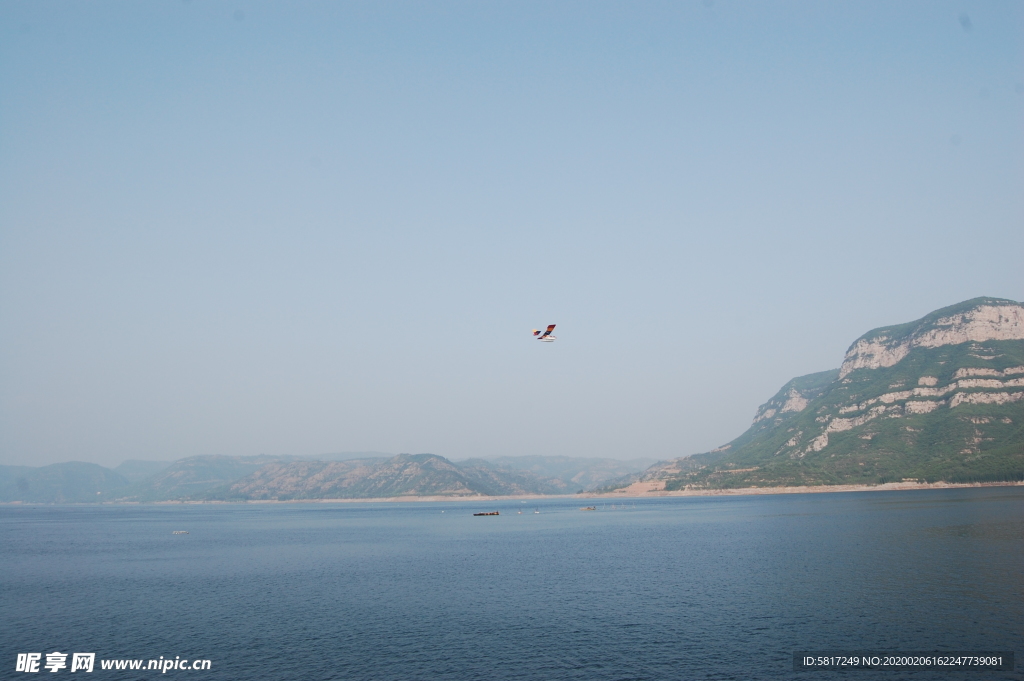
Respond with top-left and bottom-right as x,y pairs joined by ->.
3,480 -> 1021,505
591,479 -> 1024,498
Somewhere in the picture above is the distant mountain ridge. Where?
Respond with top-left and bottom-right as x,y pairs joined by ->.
0,462 -> 129,503
0,454 -> 648,503
11,298 -> 1019,501
604,297 -> 1024,491
204,454 -> 571,500
473,456 -> 658,490
112,455 -> 287,502
114,460 -> 173,483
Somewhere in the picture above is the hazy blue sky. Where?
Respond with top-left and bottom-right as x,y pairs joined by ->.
2,1 -> 1021,468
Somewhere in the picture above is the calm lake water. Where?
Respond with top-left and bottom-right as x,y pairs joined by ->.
2,488 -> 1022,680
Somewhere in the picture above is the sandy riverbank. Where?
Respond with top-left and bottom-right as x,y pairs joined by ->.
118,480 -> 1024,504
268,479 -> 1023,502
592,479 -> 1024,498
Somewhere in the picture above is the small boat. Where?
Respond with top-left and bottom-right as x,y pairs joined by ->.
172,531 -> 189,535
473,511 -> 500,516
579,506 -> 596,511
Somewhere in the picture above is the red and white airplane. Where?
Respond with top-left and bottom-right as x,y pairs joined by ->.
532,324 -> 557,342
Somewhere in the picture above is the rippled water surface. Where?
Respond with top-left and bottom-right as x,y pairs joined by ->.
3,488 -> 1022,680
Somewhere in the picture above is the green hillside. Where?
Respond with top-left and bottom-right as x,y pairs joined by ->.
624,298 -> 1024,491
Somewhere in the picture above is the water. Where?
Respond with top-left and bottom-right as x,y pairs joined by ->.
2,488 -> 1022,680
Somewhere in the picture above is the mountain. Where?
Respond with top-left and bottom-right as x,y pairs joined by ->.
303,452 -> 392,462
114,459 -> 173,483
604,297 -> 1024,491
202,454 -> 567,500
110,455 -> 288,501
0,453 -> 648,503
476,456 -> 657,491
8,299 -> 1020,500
456,459 -> 570,495
0,462 -> 129,503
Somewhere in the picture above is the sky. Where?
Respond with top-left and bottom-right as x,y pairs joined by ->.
1,1 -> 1022,469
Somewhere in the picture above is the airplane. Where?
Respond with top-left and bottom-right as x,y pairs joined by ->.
533,324 -> 556,342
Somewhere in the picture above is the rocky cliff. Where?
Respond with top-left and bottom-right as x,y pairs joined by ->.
608,297 -> 1024,490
